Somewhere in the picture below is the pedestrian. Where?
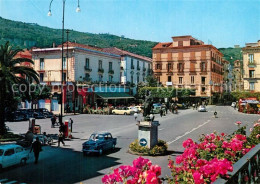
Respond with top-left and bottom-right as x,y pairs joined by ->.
160,107 -> 163,117
134,113 -> 138,120
192,103 -> 195,110
69,118 -> 73,132
58,114 -> 62,125
30,137 -> 42,164
58,131 -> 65,147
51,115 -> 56,128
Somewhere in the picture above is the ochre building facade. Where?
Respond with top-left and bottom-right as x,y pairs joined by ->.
152,36 -> 224,99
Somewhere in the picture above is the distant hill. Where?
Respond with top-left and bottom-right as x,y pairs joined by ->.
0,17 -> 242,63
218,47 -> 242,66
0,17 -> 157,58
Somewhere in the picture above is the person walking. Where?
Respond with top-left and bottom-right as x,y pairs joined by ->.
58,114 -> 62,125
58,131 -> 65,147
69,118 -> 74,132
160,107 -> 163,117
30,137 -> 42,164
51,115 -> 56,128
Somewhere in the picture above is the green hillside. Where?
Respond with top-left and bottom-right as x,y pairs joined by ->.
218,47 -> 242,66
0,17 -> 157,58
0,17 -> 242,62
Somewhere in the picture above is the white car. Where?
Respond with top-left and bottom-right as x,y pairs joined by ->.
112,107 -> 134,115
0,144 -> 29,169
198,105 -> 207,112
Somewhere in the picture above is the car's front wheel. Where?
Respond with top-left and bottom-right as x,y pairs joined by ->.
20,158 -> 27,166
124,112 -> 127,115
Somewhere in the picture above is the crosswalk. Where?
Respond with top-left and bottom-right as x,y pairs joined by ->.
0,179 -> 26,184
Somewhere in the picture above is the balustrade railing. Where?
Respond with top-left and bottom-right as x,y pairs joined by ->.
214,144 -> 260,184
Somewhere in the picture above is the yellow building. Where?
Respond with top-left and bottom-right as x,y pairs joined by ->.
242,41 -> 260,91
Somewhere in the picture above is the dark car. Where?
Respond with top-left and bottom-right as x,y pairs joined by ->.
5,111 -> 24,122
33,110 -> 46,119
38,108 -> 53,118
82,132 -> 117,156
17,109 -> 30,121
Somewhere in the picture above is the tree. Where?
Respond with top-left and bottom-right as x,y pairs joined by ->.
145,76 -> 158,87
0,42 -> 39,135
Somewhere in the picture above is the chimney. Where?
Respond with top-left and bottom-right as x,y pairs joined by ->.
53,42 -> 56,48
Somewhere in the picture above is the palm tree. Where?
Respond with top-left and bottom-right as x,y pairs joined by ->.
0,42 -> 39,135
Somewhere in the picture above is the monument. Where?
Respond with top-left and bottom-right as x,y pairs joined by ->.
137,90 -> 160,149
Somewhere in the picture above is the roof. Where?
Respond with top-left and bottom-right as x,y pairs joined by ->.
102,47 -> 152,62
58,41 -> 103,52
0,144 -> 22,149
95,92 -> 134,99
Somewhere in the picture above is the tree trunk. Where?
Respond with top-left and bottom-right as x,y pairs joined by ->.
0,80 -> 6,135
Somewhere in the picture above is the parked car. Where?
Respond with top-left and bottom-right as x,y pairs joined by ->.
38,108 -> 53,118
112,107 -> 134,115
198,105 -> 207,112
82,132 -> 117,155
130,106 -> 139,113
33,110 -> 46,119
16,109 -> 30,121
5,111 -> 24,122
151,106 -> 161,114
0,144 -> 29,170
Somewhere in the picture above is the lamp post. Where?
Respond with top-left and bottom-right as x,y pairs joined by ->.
48,0 -> 80,123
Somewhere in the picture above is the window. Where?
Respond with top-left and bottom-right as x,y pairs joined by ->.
201,77 -> 206,85
99,60 -> 102,69
85,58 -> 89,68
191,76 -> 195,84
4,149 -> 14,156
137,60 -> 139,68
137,75 -> 139,83
85,73 -> 90,81
202,87 -> 206,92
201,62 -> 206,72
157,76 -> 160,82
143,62 -> 145,68
40,58 -> 44,70
249,70 -> 255,78
109,75 -> 113,82
249,54 -> 254,63
167,63 -> 172,71
109,62 -> 112,71
250,82 -> 255,90
131,75 -> 133,83
179,77 -> 183,84
40,73 -> 44,82
131,59 -> 134,68
62,72 -> 66,81
156,64 -> 161,70
178,63 -> 183,72
15,147 -> 23,153
168,76 -> 172,82
148,64 -> 151,69
62,57 -> 66,69
99,74 -> 103,82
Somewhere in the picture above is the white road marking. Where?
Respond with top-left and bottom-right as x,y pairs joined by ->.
159,128 -> 164,131
167,120 -> 211,145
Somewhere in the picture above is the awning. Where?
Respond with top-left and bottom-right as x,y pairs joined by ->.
95,92 -> 134,100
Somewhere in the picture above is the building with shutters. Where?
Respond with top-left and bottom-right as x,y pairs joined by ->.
242,41 -> 260,92
152,35 -> 224,102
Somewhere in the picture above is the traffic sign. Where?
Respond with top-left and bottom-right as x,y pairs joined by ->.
139,138 -> 147,147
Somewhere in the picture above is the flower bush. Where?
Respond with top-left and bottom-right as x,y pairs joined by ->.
102,157 -> 162,184
102,121 -> 259,184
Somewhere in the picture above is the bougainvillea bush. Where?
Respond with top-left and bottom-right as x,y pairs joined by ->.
102,121 -> 259,184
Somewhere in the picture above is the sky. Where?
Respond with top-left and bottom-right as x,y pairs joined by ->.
0,0 -> 259,48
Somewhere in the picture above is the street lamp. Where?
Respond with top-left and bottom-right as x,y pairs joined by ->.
48,0 -> 80,123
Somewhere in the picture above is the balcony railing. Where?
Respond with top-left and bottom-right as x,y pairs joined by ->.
108,70 -> 114,74
143,68 -> 146,72
248,61 -> 257,67
84,66 -> 92,72
131,65 -> 135,70
98,68 -> 104,73
214,144 -> 260,184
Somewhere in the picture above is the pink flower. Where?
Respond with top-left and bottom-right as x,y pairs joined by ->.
146,171 -> 158,184
193,171 -> 204,184
250,128 -> 253,132
254,122 -> 260,127
235,121 -> 242,125
256,134 -> 260,139
182,138 -> 195,148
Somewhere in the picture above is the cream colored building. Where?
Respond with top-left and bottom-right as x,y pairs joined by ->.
242,41 -> 260,91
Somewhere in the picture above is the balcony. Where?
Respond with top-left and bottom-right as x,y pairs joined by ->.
201,91 -> 207,95
143,68 -> 146,72
177,70 -> 184,75
84,66 -> 92,72
98,68 -> 104,73
190,70 -> 196,75
108,70 -> 114,74
131,65 -> 135,70
248,61 -> 257,68
137,66 -> 140,71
